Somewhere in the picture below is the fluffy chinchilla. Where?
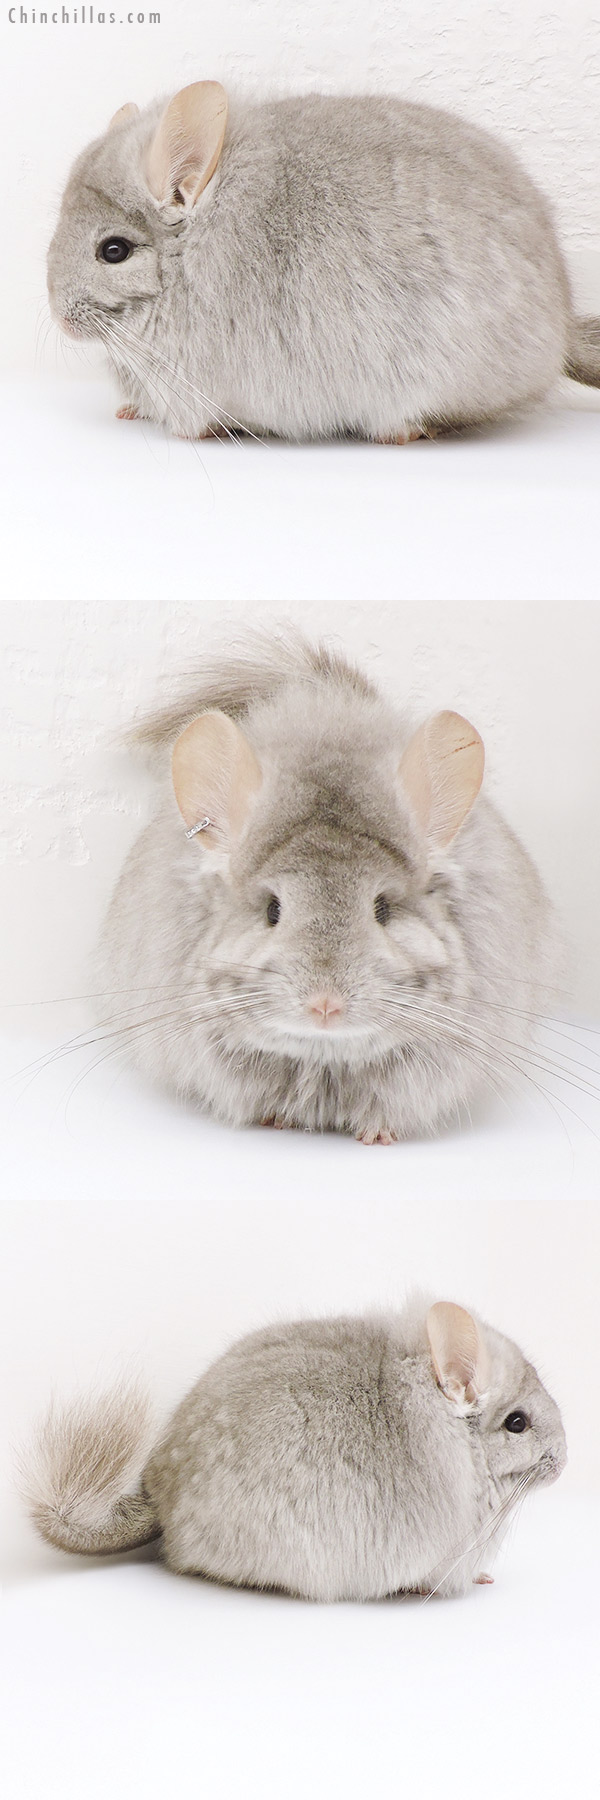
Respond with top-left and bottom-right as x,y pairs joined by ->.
47,83 -> 600,441
23,1300 -> 566,1600
97,634 -> 558,1143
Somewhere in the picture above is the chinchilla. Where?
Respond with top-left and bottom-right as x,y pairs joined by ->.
23,1299 -> 566,1601
96,632 -> 558,1144
47,83 -> 600,442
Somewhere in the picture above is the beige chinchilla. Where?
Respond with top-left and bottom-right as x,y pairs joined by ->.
47,83 -> 600,441
97,633 -> 558,1144
23,1300 -> 566,1601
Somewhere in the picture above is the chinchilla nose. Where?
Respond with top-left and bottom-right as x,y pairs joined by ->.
306,992 -> 345,1024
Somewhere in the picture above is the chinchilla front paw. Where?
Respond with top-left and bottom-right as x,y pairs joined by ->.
355,1125 -> 398,1145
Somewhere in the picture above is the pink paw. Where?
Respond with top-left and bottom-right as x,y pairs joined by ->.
176,425 -> 231,441
474,1572 -> 494,1585
375,429 -> 426,445
116,405 -> 140,420
356,1128 -> 398,1145
260,1116 -> 287,1131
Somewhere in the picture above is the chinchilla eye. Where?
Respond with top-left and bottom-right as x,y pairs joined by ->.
503,1410 -> 530,1433
266,896 -> 281,927
98,237 -> 133,264
374,895 -> 391,925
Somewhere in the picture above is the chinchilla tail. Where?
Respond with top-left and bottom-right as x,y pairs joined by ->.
20,1387 -> 161,1556
129,625 -> 375,755
564,317 -> 600,388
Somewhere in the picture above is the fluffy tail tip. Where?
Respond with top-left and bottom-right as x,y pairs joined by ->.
565,316 -> 600,388
18,1384 -> 157,1555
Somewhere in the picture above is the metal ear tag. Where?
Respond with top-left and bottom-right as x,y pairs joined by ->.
184,816 -> 213,840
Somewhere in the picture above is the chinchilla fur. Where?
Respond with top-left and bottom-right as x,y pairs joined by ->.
97,633 -> 559,1143
23,1299 -> 566,1601
48,87 -> 600,441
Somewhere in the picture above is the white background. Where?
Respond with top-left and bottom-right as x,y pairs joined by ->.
1,0 -> 600,371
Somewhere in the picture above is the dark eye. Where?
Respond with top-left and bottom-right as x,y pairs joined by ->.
266,896 -> 281,927
98,237 -> 133,264
374,895 -> 391,926
503,1410 -> 530,1434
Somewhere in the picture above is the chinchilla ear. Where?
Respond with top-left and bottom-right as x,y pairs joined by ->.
398,711 -> 484,848
171,710 -> 262,853
426,1302 -> 490,1412
145,82 -> 228,208
107,103 -> 140,132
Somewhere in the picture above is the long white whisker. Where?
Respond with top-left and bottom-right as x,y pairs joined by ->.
98,312 -> 266,445
420,1470 -> 538,1603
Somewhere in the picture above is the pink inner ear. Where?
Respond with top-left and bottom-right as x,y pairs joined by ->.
426,1301 -> 489,1402
108,102 -> 140,132
171,710 -> 262,843
398,712 -> 484,849
145,83 -> 228,207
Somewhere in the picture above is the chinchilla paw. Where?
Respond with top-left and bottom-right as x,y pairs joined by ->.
356,1127 -> 398,1145
473,1572 -> 494,1585
178,424 -> 231,441
375,429 -> 426,444
116,405 -> 140,420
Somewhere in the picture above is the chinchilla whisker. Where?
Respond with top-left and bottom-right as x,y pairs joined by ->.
11,983 -> 600,1097
104,320 -> 241,435
435,990 -> 600,1033
441,1032 -> 599,1138
0,965 -> 288,1008
103,316 -> 265,446
373,1006 -> 591,1141
96,320 -> 234,488
99,316 -> 233,441
420,1470 -> 537,1603
469,1003 -> 600,1062
34,300 -> 55,369
8,994 -> 271,1095
41,1001 -> 272,1122
62,981 -> 597,1137
376,996 -> 600,1097
126,342 -> 242,446
94,313 -> 171,403
95,318 -> 193,439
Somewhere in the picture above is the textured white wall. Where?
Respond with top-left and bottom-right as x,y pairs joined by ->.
2,0 -> 599,371
1,597 -> 599,1013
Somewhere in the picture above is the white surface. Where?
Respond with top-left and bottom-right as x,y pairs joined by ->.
3,0 -> 600,371
2,1498 -> 599,1800
2,585 -> 600,1012
3,377 -> 600,604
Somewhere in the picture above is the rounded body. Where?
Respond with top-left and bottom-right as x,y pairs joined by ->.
143,1317 -> 484,1600
48,93 -> 573,439
140,1310 -> 565,1601
99,642 -> 557,1141
25,1301 -> 567,1597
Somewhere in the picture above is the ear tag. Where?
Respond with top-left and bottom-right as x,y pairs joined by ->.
184,817 -> 214,840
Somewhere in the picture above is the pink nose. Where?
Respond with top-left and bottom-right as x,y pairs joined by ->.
306,992 -> 345,1023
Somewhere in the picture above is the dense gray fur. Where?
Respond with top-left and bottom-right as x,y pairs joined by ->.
47,91 -> 599,441
24,1300 -> 566,1601
98,634 -> 557,1142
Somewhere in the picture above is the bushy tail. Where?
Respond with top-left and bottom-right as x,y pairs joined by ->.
564,316 -> 600,388
20,1387 -> 160,1557
129,625 -> 375,755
